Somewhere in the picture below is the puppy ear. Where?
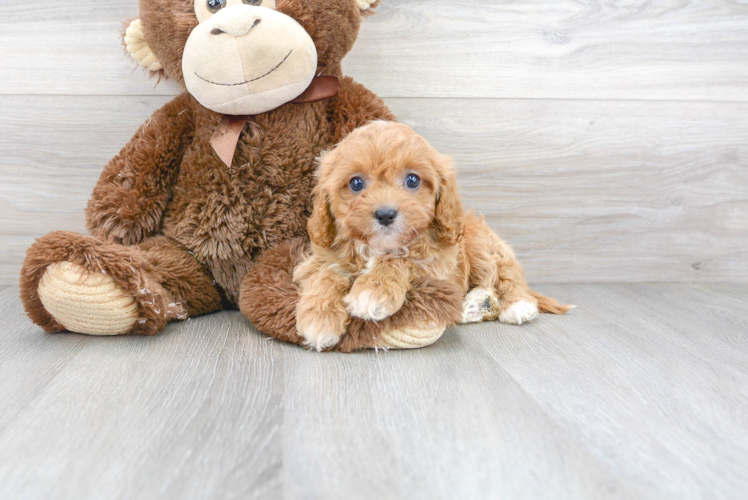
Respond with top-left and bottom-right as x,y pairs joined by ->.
434,156 -> 464,246
308,187 -> 336,248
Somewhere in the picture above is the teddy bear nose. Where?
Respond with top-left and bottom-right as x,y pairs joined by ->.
374,208 -> 398,227
211,16 -> 262,37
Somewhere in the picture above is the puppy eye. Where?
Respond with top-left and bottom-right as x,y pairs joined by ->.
349,177 -> 365,193
208,0 -> 227,12
405,174 -> 421,189
243,0 -> 262,4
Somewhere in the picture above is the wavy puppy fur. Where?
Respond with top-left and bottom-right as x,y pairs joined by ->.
240,237 -> 463,352
294,121 -> 572,351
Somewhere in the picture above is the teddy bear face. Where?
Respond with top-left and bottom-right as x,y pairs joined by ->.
183,0 -> 318,115
136,0 -> 372,114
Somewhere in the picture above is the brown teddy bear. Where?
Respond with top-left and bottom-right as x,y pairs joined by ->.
20,0 -> 462,351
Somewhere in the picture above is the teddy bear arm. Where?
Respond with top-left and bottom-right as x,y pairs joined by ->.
85,93 -> 195,246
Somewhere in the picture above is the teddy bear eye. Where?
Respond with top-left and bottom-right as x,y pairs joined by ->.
243,0 -> 262,4
405,174 -> 421,189
349,177 -> 365,193
207,0 -> 227,13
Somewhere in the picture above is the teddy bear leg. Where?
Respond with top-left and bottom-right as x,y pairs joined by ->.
239,238 -> 309,346
240,240 -> 463,351
36,260 -> 140,335
20,232 -> 222,336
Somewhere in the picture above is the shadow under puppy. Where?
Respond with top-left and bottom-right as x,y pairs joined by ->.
295,121 -> 572,351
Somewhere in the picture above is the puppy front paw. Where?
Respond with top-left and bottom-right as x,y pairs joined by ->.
499,299 -> 539,325
344,283 -> 406,321
296,304 -> 347,352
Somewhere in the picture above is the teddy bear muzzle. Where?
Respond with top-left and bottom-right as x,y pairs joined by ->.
182,3 -> 317,116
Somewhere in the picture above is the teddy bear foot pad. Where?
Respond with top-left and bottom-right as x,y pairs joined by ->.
37,262 -> 139,336
378,324 -> 446,349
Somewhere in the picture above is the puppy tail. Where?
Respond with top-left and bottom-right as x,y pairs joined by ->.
530,289 -> 574,315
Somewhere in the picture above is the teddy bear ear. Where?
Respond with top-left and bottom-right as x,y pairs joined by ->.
124,19 -> 164,72
356,0 -> 380,14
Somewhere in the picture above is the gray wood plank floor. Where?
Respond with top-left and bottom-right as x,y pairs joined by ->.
0,283 -> 746,500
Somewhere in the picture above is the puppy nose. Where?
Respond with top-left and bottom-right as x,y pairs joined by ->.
374,208 -> 398,227
211,16 -> 262,37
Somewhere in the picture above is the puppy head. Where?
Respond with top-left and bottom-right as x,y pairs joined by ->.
309,121 -> 464,251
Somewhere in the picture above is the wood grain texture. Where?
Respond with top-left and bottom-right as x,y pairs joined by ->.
0,293 -> 284,500
470,282 -> 748,500
1,1 -> 747,100
347,0 -> 748,101
387,98 -> 748,284
0,1 -> 182,97
2,95 -> 746,284
1,284 -> 747,499
0,95 -> 173,285
279,325 -> 651,500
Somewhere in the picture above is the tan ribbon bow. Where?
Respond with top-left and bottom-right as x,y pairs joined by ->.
210,75 -> 340,167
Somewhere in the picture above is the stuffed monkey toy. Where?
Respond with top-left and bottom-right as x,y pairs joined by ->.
20,0 -> 462,351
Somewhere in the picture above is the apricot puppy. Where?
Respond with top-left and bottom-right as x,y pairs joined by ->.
294,121 -> 571,351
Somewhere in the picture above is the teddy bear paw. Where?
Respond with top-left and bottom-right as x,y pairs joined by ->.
378,324 -> 447,350
37,262 -> 139,335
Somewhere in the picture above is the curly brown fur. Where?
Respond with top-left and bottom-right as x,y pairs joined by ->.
239,238 -> 309,345
239,238 -> 463,351
292,122 -> 571,349
85,93 -> 195,246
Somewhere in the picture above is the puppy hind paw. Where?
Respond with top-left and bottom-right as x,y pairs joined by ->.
461,287 -> 499,324
499,299 -> 539,325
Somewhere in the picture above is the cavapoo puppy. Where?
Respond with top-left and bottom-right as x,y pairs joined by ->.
294,121 -> 571,351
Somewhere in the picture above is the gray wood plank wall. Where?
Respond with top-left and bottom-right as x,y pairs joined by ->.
1,0 -> 747,285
